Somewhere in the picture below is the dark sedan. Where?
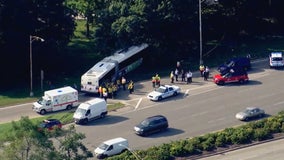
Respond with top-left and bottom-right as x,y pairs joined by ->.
134,115 -> 168,136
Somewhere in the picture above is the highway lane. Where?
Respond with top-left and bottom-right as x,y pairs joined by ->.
77,63 -> 284,153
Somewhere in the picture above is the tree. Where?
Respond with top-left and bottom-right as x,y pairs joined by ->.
55,124 -> 93,160
0,116 -> 57,160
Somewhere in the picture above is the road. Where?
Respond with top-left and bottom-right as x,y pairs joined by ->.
1,58 -> 284,159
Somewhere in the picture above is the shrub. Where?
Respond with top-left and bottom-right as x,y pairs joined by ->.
143,146 -> 172,160
215,132 -> 228,147
253,128 -> 272,141
183,137 -> 203,155
169,140 -> 188,156
231,128 -> 252,144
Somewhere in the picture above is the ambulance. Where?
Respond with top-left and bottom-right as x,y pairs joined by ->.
33,86 -> 79,115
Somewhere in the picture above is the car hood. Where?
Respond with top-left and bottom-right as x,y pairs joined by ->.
236,112 -> 248,117
148,91 -> 162,97
214,74 -> 222,79
135,124 -> 146,130
94,147 -> 105,154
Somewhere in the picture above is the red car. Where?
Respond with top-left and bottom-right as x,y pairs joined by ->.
38,119 -> 62,131
213,71 -> 249,85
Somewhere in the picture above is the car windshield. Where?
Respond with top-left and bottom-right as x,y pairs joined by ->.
75,108 -> 86,115
140,119 -> 150,126
37,97 -> 44,105
244,109 -> 253,113
272,57 -> 283,61
98,143 -> 109,150
156,87 -> 166,93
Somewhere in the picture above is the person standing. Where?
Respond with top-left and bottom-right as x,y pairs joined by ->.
204,66 -> 210,81
98,86 -> 103,98
199,64 -> 205,77
175,68 -> 179,81
102,87 -> 108,101
128,80 -> 134,94
121,76 -> 126,90
170,71 -> 174,83
186,71 -> 192,84
181,69 -> 185,82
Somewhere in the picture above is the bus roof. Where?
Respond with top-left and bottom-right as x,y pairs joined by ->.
82,43 -> 148,77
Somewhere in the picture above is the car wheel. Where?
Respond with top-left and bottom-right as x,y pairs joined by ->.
245,117 -> 249,121
158,96 -> 162,101
83,119 -> 88,124
100,113 -> 106,118
239,79 -> 244,84
173,92 -> 177,96
40,109 -> 46,115
218,81 -> 225,85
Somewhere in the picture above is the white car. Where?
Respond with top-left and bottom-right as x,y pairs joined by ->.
147,85 -> 181,101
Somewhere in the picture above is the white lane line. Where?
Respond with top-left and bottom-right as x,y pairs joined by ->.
135,98 -> 142,110
184,89 -> 190,97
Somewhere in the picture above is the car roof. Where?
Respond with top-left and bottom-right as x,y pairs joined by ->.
145,115 -> 167,121
246,107 -> 259,110
103,137 -> 128,145
43,119 -> 60,123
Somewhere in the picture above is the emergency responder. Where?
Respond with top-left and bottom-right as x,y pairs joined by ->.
116,79 -> 121,89
108,84 -> 113,99
102,87 -> 108,101
152,76 -> 156,88
112,83 -> 117,98
155,74 -> 160,87
128,80 -> 134,94
98,86 -> 103,98
199,64 -> 205,77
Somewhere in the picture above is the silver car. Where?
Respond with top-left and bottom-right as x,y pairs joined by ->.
235,107 -> 265,121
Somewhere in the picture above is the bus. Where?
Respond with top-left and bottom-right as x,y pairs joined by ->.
80,43 -> 149,93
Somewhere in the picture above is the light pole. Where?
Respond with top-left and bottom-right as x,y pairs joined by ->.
199,0 -> 203,65
30,35 -> 44,97
118,144 -> 142,160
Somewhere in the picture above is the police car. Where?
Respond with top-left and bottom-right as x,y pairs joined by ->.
147,85 -> 181,101
269,52 -> 284,68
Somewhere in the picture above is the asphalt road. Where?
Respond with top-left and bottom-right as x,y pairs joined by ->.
1,58 -> 284,159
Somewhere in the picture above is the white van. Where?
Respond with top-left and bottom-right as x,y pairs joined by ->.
94,137 -> 128,159
73,98 -> 107,124
269,52 -> 284,68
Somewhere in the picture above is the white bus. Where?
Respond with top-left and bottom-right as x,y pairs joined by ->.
80,43 -> 149,93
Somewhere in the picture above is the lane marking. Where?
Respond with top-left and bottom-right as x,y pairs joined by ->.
135,98 -> 142,110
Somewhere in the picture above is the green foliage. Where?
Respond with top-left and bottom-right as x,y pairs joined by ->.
215,132 -> 227,147
201,133 -> 216,151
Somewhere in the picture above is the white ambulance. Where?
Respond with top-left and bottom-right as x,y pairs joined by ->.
33,86 -> 79,115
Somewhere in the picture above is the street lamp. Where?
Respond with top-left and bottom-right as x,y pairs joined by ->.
199,0 -> 218,65
30,35 -> 44,96
199,0 -> 203,65
118,144 -> 142,160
